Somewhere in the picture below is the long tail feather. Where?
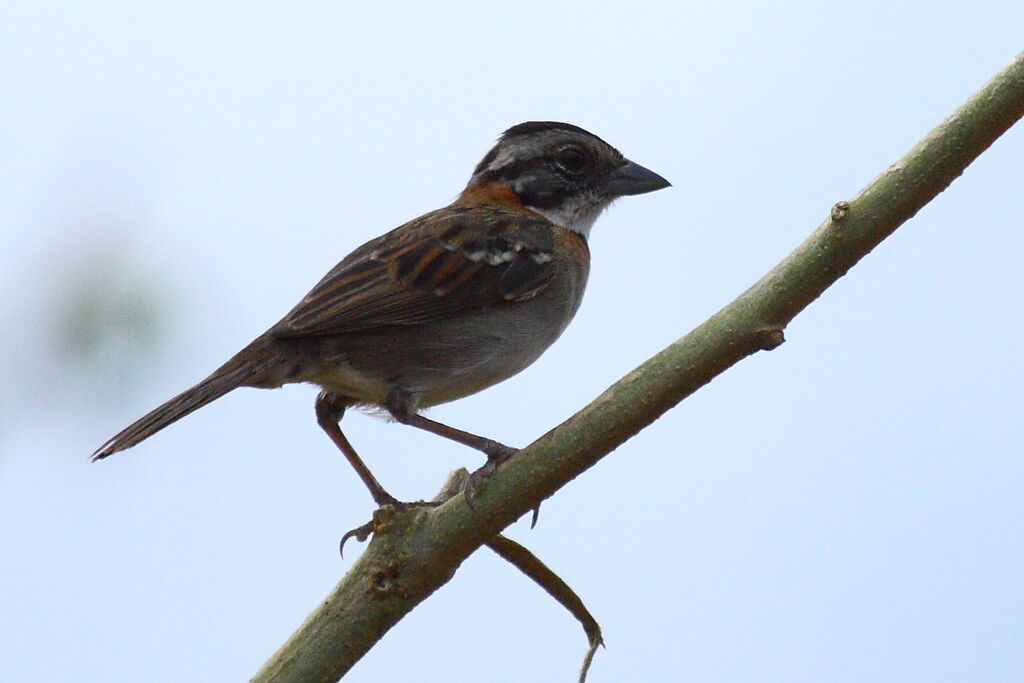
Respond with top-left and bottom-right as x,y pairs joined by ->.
91,353 -> 265,461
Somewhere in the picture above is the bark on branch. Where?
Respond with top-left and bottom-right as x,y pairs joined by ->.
252,51 -> 1024,682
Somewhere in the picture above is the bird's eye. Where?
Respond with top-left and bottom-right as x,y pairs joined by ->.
555,146 -> 588,175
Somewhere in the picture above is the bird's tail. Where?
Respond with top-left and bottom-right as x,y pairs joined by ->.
91,347 -> 269,461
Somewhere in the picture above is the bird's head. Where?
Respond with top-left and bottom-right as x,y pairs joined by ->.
464,121 -> 670,238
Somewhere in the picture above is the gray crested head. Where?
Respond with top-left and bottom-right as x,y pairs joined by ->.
467,121 -> 670,239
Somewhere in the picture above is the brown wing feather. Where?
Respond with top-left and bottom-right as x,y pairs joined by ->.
273,206 -> 556,337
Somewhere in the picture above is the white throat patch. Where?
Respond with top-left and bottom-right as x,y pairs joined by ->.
529,194 -> 612,239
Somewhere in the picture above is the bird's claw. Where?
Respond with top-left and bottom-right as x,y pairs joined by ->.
530,503 -> 541,529
339,519 -> 375,558
462,451 -> 506,509
461,451 -> 541,527
461,467 -> 487,510
339,499 -> 441,558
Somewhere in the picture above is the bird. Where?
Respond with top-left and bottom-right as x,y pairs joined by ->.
92,121 -> 671,507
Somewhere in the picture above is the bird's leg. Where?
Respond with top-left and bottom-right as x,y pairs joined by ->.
386,389 -> 520,505
385,389 -> 518,463
315,391 -> 401,507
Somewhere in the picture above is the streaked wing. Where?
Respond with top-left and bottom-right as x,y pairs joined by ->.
273,206 -> 556,337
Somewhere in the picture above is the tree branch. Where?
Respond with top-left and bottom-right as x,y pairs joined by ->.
252,51 -> 1024,682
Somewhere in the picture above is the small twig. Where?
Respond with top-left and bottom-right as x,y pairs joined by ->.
439,470 -> 607,680
437,470 -> 602,680
486,535 -> 604,683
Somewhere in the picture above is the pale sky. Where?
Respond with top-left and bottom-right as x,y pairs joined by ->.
2,2 -> 1023,681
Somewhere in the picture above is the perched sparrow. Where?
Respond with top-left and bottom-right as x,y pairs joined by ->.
92,122 -> 670,505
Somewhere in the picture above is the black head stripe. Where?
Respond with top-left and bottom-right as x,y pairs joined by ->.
500,121 -> 595,140
473,122 -> 612,176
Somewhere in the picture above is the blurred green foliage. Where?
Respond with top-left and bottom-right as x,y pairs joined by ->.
48,233 -> 171,406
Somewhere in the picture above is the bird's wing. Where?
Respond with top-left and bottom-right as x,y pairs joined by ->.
273,206 -> 558,337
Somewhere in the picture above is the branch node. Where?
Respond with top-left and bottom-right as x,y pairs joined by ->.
369,565 -> 400,594
757,327 -> 786,350
830,200 -> 851,224
433,468 -> 471,503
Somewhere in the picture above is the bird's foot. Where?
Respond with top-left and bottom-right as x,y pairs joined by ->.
461,447 -> 541,527
339,498 -> 441,558
461,446 -> 513,507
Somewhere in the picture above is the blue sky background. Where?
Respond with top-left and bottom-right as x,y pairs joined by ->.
2,3 -> 1022,681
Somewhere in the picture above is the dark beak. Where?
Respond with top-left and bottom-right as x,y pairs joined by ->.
605,160 -> 671,197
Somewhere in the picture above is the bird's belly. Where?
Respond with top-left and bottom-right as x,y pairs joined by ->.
289,251 -> 589,409
301,297 -> 579,408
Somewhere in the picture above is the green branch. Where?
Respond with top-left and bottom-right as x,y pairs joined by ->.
252,51 -> 1024,682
